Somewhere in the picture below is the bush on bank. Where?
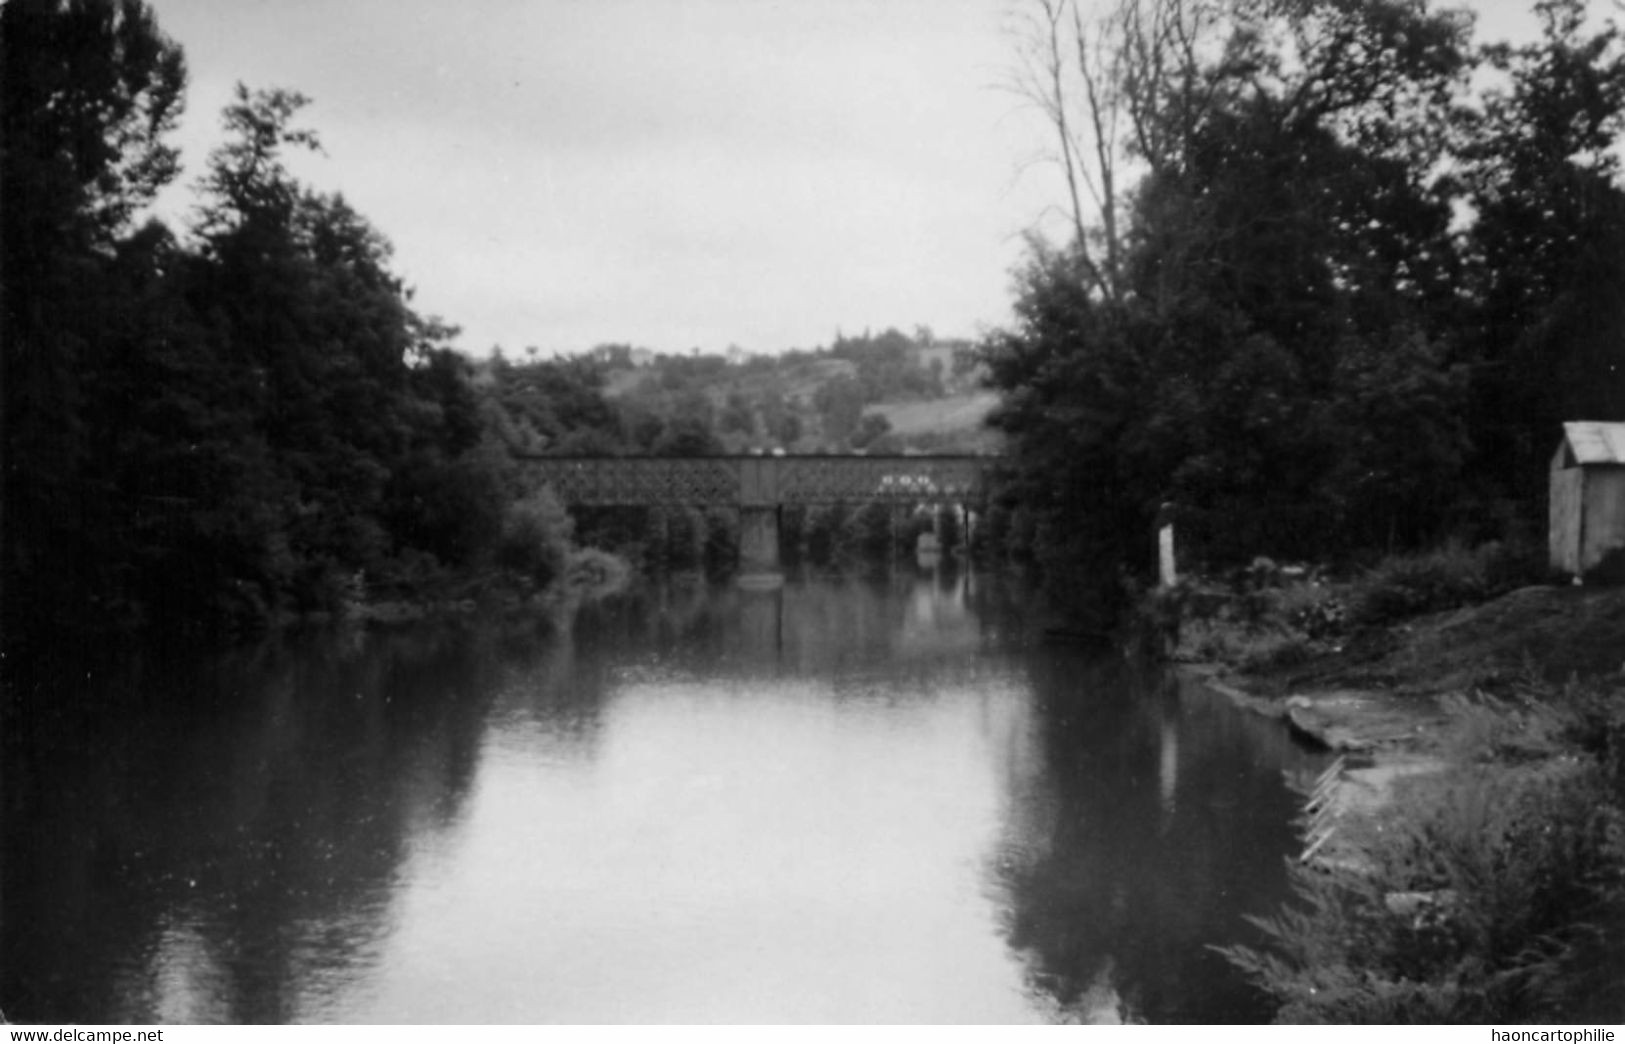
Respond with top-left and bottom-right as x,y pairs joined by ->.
1153,542 -> 1625,1022
1346,541 -> 1552,626
1218,684 -> 1625,1023
1153,539 -> 1553,668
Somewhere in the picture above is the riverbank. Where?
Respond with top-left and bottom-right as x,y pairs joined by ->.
1184,583 -> 1624,864
1174,580 -> 1625,1021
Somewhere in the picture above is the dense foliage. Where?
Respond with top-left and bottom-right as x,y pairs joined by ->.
1,1 -> 504,644
982,0 -> 1625,606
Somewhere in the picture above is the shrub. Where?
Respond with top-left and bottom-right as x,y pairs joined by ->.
1437,690 -> 1571,765
1237,631 -> 1317,672
1556,679 -> 1625,798
801,502 -> 848,564
565,546 -> 631,595
845,501 -> 897,559
642,505 -> 706,574
1176,620 -> 1318,670
1268,581 -> 1348,640
1348,543 -> 1491,625
1219,764 -> 1625,1023
1476,538 -> 1553,593
384,453 -> 505,567
1151,574 -> 1342,665
497,488 -> 573,589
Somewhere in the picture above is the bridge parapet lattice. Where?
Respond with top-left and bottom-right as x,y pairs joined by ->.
520,457 -> 740,507
518,454 -> 991,507
775,456 -> 987,505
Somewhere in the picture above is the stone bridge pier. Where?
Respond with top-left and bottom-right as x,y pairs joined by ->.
738,507 -> 782,580
738,457 -> 783,580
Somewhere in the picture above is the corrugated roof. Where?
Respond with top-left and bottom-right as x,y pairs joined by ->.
1562,421 -> 1625,465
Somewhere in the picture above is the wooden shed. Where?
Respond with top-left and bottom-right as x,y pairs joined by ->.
1550,421 -> 1625,583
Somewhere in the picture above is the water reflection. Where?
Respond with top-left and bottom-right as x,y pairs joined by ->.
3,571 -> 1322,1024
4,627 -> 506,1023
983,657 -> 1323,1023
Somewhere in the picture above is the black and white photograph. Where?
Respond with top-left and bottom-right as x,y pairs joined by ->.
3,0 -> 1623,1027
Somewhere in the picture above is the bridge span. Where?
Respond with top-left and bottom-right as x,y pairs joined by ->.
516,453 -> 995,576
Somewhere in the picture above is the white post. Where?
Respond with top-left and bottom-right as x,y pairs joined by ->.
1158,521 -> 1177,588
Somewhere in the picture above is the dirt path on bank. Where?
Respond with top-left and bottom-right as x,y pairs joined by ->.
1186,585 -> 1625,870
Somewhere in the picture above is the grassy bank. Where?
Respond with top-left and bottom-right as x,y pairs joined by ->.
1157,550 -> 1625,1023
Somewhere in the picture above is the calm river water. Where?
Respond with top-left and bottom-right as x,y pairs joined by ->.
4,570 -> 1325,1024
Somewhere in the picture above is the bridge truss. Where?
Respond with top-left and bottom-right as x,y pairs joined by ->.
517,454 -> 992,507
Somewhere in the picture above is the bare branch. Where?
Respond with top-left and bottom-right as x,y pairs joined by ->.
1076,2 -> 1123,296
1004,0 -> 1230,299
1040,0 -> 1096,263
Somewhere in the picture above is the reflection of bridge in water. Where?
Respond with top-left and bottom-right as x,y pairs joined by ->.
517,454 -> 996,575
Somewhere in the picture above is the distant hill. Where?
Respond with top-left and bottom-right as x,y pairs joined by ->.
870,392 -> 1001,452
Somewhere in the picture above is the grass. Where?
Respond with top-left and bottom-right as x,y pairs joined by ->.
1217,677 -> 1625,1023
1157,539 -> 1555,678
1178,618 -> 1319,671
1165,542 -> 1625,1021
1156,571 -> 1344,669
869,391 -> 998,437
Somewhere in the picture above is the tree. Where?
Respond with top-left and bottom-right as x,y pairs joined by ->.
179,85 -> 491,608
986,0 -> 1481,592
496,489 -> 572,590
1,0 -> 186,245
719,390 -> 756,437
1006,0 -> 1229,300
194,84 -> 320,238
814,375 -> 864,445
488,355 -> 624,453
1458,0 -> 1625,512
645,390 -> 720,456
1,0 -> 188,638
981,242 -> 1148,609
2,7 -> 575,637
849,412 -> 893,450
777,411 -> 804,447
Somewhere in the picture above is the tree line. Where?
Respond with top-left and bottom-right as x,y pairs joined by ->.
0,0 -> 562,647
980,0 -> 1625,613
520,326 -> 982,456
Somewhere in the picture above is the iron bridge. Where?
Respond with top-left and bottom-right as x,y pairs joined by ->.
516,454 -> 994,508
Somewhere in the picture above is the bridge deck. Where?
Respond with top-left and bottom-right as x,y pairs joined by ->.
516,454 -> 992,507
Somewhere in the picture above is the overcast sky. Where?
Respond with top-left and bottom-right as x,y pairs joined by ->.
147,0 -> 1552,358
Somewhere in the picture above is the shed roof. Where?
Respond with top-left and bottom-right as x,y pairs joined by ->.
1560,421 -> 1625,466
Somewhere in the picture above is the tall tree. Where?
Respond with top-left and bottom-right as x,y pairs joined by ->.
1459,0 -> 1625,512
186,85 -> 485,605
1,0 -> 187,638
986,0 -> 1479,585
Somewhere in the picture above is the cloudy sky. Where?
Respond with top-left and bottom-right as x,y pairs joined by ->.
147,0 -> 1550,358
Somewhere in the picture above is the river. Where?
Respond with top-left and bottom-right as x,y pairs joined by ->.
2,569 -> 1325,1024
